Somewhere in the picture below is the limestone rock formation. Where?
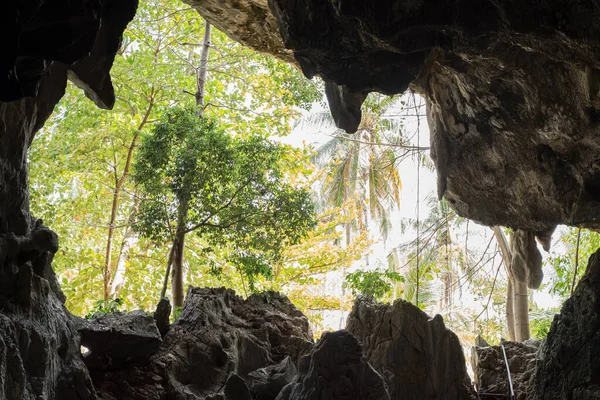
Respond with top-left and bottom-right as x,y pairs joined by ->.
275,330 -> 390,400
0,1 -> 137,399
472,339 -> 541,400
79,310 -> 162,361
90,288 -> 315,400
533,248 -> 600,399
153,297 -> 172,337
182,0 -> 293,63
0,223 -> 95,400
188,0 -> 600,231
346,296 -> 477,400
248,357 -> 298,400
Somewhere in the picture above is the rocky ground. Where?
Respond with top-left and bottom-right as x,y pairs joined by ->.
4,247 -> 600,399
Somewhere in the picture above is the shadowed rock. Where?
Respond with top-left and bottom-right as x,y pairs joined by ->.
90,288 -> 314,400
275,330 -> 390,400
79,310 -> 162,361
346,296 -> 477,400
248,356 -> 297,400
0,1 -> 138,398
187,0 -> 600,231
533,249 -> 600,399
153,297 -> 171,338
472,339 -> 541,400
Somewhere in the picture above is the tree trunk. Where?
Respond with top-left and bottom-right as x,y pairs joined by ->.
171,230 -> 186,308
505,278 -> 516,341
170,198 -> 189,308
102,94 -> 154,302
492,226 -> 517,341
162,22 -> 211,306
110,193 -> 140,297
513,279 -> 530,341
339,222 -> 351,329
160,246 -> 174,299
195,21 -> 211,116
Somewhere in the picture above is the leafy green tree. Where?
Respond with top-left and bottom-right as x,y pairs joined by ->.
29,0 -> 320,315
133,107 -> 317,307
344,269 -> 404,300
549,227 -> 599,301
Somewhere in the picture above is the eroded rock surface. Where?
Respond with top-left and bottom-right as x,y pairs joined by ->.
275,330 -> 390,400
0,224 -> 95,400
346,296 -> 477,400
79,310 -> 162,361
472,339 -> 541,400
90,288 -> 314,400
187,0 -> 600,230
182,0 -> 293,63
248,356 -> 297,400
0,1 -> 137,399
533,249 -> 600,399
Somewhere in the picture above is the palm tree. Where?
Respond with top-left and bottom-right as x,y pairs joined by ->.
303,93 -> 407,326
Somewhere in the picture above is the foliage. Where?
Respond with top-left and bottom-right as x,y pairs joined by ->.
530,309 -> 557,339
549,227 -> 600,301
84,298 -> 125,319
311,94 -> 405,242
133,107 -> 317,288
29,0 -> 320,316
344,269 -> 404,300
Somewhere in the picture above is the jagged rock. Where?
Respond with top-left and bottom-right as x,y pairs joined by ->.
91,288 -> 314,400
182,0 -> 293,63
153,297 -> 171,337
0,1 -> 137,399
224,373 -> 252,400
248,356 -> 297,400
275,330 -> 390,400
79,310 -> 162,361
472,339 -> 541,400
188,0 -> 600,230
346,296 -> 477,400
533,249 -> 600,399
0,262 -> 96,400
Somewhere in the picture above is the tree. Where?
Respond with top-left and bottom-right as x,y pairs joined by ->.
133,107 -> 317,307
549,227 -> 599,301
29,0 -> 320,315
308,94 -> 407,326
493,227 -> 545,341
344,269 -> 404,300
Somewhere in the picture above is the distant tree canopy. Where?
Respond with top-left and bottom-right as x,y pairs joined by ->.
133,108 -> 317,298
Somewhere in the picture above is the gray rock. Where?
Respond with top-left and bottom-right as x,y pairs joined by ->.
472,340 -> 541,400
346,296 -> 477,400
153,297 -> 172,337
275,330 -> 390,400
224,373 -> 251,400
91,288 -> 314,400
79,310 -> 162,360
188,0 -> 600,231
248,356 -> 297,400
532,249 -> 600,399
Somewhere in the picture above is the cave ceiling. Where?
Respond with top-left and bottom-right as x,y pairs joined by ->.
185,0 -> 600,232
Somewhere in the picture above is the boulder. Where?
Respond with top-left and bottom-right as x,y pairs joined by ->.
275,330 -> 390,400
90,288 -> 314,400
153,297 -> 172,337
346,296 -> 477,400
79,310 -> 162,361
248,356 -> 297,400
472,339 -> 541,400
533,249 -> 600,399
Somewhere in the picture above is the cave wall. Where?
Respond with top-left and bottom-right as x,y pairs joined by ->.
0,1 -> 137,398
188,0 -> 600,231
